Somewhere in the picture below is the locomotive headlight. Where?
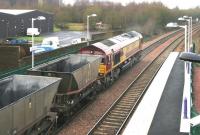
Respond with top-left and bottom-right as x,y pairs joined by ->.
67,100 -> 74,105
71,100 -> 74,104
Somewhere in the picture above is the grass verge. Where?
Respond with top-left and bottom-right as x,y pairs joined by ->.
17,36 -> 44,43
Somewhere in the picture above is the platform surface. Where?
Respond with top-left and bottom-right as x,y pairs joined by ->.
148,54 -> 187,135
123,52 -> 188,135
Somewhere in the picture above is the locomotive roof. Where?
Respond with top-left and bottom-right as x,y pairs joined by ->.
91,31 -> 142,54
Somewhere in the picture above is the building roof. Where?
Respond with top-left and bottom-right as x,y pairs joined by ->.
0,9 -> 34,15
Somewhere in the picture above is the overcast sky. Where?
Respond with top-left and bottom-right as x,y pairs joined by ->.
63,0 -> 200,9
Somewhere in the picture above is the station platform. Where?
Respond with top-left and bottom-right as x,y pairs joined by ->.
122,52 -> 188,135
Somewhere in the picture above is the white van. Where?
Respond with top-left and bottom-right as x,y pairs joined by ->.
32,37 -> 60,54
71,37 -> 87,45
42,37 -> 60,47
27,28 -> 40,36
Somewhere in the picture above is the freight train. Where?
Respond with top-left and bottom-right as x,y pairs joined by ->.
0,31 -> 143,135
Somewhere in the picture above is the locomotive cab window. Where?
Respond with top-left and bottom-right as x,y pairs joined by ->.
101,56 -> 109,64
113,52 -> 120,65
101,57 -> 105,64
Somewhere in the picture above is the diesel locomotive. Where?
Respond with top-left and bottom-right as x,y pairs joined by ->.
80,31 -> 143,86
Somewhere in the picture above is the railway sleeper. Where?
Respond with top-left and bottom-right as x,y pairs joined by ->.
132,81 -> 148,87
103,118 -> 124,125
111,109 -> 129,115
117,103 -> 132,108
114,106 -> 132,111
94,127 -> 118,134
118,102 -> 134,109
114,107 -> 131,111
126,91 -> 142,95
121,97 -> 137,101
117,103 -> 133,108
93,131 -> 110,135
108,114 -> 126,119
110,112 -> 128,117
95,127 -> 119,135
115,104 -> 131,109
105,117 -> 124,123
120,98 -> 135,102
102,121 -> 122,126
128,89 -> 144,94
119,100 -> 135,104
99,124 -> 119,129
129,86 -> 146,90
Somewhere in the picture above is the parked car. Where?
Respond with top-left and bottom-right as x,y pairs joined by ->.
6,38 -> 29,45
31,37 -> 60,54
71,37 -> 87,45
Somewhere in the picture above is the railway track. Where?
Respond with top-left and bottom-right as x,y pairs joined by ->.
87,34 -> 185,135
141,29 -> 181,58
142,24 -> 200,58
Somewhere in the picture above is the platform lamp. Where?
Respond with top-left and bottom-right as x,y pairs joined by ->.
184,16 -> 192,48
87,14 -> 97,46
31,16 -> 46,68
166,22 -> 187,52
179,16 -> 193,75
166,22 -> 188,73
178,16 -> 192,51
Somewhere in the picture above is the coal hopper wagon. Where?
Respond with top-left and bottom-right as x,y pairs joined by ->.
0,75 -> 61,135
28,54 -> 102,114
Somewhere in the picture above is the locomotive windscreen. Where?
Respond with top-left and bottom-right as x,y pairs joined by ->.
127,32 -> 137,37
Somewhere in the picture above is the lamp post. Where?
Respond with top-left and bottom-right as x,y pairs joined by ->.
87,14 -> 97,46
166,22 -> 187,52
3,20 -> 10,38
31,16 -> 46,68
179,16 -> 193,50
186,16 -> 192,48
6,21 -> 9,38
178,17 -> 190,51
